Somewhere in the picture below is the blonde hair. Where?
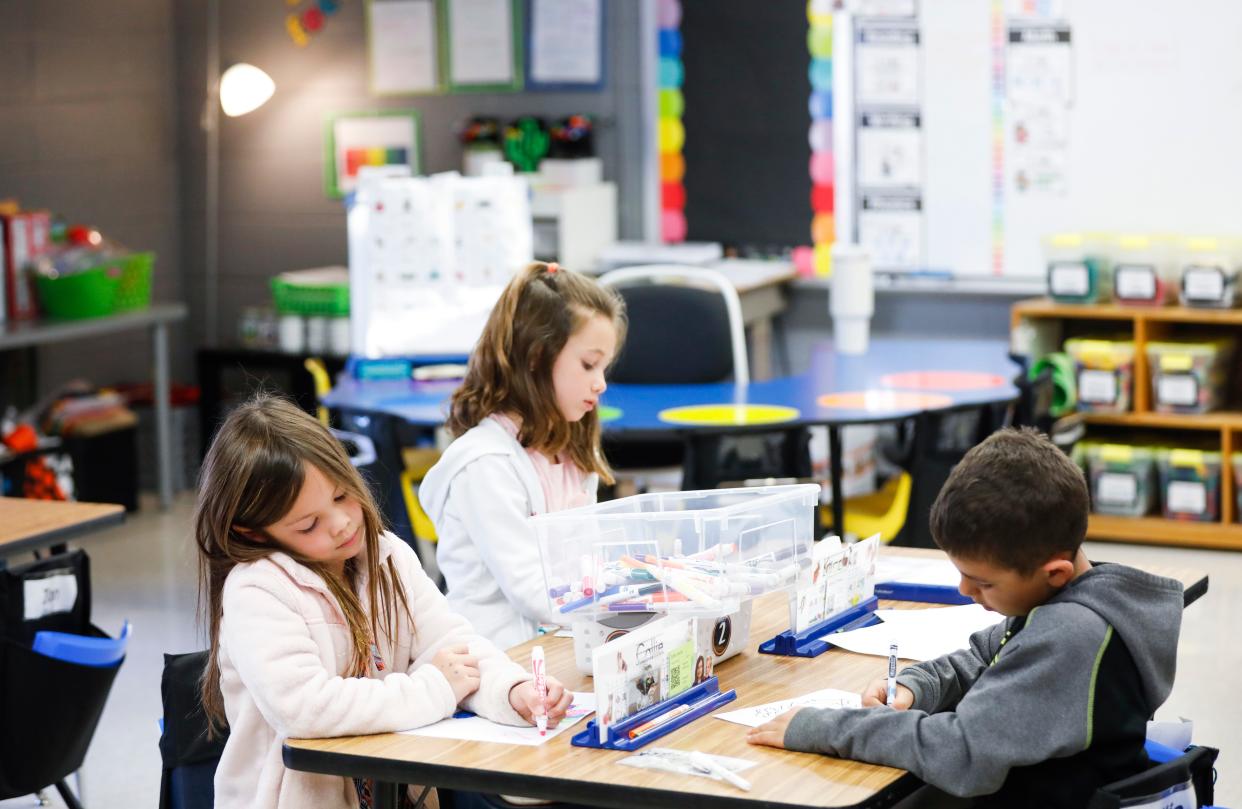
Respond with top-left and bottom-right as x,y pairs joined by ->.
446,261 -> 627,484
194,394 -> 411,734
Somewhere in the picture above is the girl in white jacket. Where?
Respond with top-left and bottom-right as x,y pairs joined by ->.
421,262 -> 627,649
195,394 -> 572,809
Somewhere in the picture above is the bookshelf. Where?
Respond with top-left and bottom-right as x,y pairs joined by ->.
1012,299 -> 1241,550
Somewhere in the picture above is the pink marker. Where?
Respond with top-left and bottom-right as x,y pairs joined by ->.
531,645 -> 547,736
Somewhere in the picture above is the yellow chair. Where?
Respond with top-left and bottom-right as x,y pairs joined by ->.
820,472 -> 912,544
400,447 -> 441,544
303,358 -> 333,426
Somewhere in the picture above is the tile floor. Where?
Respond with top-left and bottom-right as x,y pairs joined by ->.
2,493 -> 1238,807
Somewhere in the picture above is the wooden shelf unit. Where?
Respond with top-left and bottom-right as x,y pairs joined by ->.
1012,298 -> 1241,550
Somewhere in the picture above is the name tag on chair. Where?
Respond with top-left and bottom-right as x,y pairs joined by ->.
24,572 -> 79,620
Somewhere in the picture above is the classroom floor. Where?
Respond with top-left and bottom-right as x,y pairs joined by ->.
2,492 -> 1239,808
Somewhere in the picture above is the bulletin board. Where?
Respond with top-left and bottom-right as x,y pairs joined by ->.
678,0 -> 811,251
843,0 -> 1242,279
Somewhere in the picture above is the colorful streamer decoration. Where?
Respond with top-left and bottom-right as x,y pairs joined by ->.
795,0 -> 835,277
657,0 -> 686,243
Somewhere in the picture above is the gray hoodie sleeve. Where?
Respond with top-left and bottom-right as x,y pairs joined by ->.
784,603 -> 1110,798
896,619 -> 1009,714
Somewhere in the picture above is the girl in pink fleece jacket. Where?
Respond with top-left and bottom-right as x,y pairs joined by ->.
194,395 -> 573,809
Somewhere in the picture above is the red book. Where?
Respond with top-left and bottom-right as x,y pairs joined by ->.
2,210 -> 51,320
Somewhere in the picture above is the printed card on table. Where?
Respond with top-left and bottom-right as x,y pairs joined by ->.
790,534 -> 881,634
591,615 -> 698,743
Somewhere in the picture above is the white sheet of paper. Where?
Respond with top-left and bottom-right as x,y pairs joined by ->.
827,604 -> 1005,661
530,0 -> 601,84
398,692 -> 595,746
714,688 -> 862,728
369,0 -> 439,93
875,555 -> 962,587
447,0 -> 514,86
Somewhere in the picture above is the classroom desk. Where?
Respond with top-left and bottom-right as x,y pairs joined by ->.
283,550 -> 1207,809
0,303 -> 188,509
325,338 -> 1021,533
0,497 -> 125,560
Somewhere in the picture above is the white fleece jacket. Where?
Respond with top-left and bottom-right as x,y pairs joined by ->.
214,531 -> 530,809
419,418 -> 598,650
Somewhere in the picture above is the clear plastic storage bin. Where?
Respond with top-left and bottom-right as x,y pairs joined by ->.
1064,338 -> 1135,413
1234,453 -> 1242,524
1155,449 -> 1222,522
534,484 -> 819,621
1044,233 -> 1113,304
1146,339 -> 1236,414
1178,238 -> 1242,308
1082,443 -> 1157,518
1112,235 -> 1176,306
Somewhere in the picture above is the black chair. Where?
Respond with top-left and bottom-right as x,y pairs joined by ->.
0,550 -> 123,809
159,650 -> 228,809
598,265 -> 811,491
1087,744 -> 1219,808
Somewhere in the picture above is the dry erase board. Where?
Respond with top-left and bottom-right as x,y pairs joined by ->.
680,0 -> 811,252
843,0 -> 1242,279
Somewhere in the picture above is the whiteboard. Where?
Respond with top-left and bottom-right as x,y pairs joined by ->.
843,0 -> 1242,280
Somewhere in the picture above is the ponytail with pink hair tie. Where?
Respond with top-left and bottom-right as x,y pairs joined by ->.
547,262 -> 559,274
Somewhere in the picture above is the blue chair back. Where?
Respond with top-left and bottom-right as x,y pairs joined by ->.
33,620 -> 130,667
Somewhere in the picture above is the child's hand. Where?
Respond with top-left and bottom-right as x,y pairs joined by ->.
509,675 -> 573,728
745,708 -> 800,749
431,645 -> 480,703
861,678 -> 914,710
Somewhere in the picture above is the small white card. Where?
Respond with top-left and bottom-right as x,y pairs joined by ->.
24,573 -> 78,621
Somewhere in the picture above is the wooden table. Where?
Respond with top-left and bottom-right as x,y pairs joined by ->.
0,497 -> 125,560
283,554 -> 1208,809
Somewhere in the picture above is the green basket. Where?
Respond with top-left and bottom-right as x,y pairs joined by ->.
35,252 -> 154,320
271,276 -> 350,316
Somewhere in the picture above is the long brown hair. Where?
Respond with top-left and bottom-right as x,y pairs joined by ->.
446,261 -> 627,484
194,394 -> 411,734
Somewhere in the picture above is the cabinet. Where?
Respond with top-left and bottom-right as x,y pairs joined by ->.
1012,298 -> 1241,550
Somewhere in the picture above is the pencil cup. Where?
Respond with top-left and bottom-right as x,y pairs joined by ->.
829,244 -> 874,355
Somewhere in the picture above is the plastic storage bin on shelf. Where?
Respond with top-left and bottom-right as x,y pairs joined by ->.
1155,449 -> 1222,523
35,252 -> 154,320
1145,339 -> 1236,414
1082,443 -> 1157,518
1178,237 -> 1241,308
1064,338 -> 1135,413
534,484 -> 819,671
270,266 -> 350,316
1112,235 -> 1176,306
1043,233 -> 1112,304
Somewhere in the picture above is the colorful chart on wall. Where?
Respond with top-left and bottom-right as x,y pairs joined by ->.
658,403 -> 801,426
324,110 -> 421,198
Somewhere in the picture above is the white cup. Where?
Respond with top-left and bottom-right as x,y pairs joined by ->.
829,244 -> 874,355
278,315 -> 305,353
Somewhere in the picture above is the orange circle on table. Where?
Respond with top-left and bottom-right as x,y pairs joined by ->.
659,403 -> 801,426
817,391 -> 954,410
879,371 -> 1009,390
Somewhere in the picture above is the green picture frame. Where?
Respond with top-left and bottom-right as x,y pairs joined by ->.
439,0 -> 524,93
323,109 -> 422,198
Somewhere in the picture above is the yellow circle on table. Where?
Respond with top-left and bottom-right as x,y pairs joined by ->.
659,403 -> 801,426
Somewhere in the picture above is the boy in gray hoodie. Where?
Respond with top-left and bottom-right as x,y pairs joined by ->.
747,428 -> 1184,809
